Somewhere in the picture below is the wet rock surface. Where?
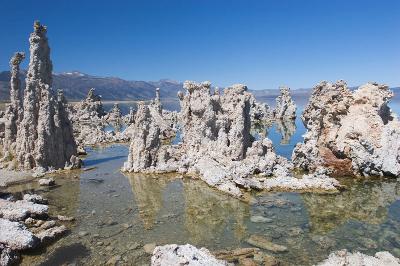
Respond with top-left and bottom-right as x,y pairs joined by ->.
317,249 -> 400,266
151,244 -> 228,266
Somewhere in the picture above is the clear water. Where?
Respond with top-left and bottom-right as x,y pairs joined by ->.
1,97 -> 400,266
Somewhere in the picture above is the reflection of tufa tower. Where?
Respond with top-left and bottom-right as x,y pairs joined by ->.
127,174 -> 167,230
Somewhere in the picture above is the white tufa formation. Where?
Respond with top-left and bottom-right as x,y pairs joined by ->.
317,249 -> 400,266
292,80 -> 400,177
123,81 -> 340,197
151,244 -> 228,266
122,102 -> 161,172
273,86 -> 297,120
3,52 -> 25,154
104,103 -> 122,123
9,21 -> 79,171
70,88 -> 105,123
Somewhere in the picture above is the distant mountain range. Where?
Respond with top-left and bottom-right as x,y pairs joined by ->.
0,71 -> 398,107
0,71 -> 184,101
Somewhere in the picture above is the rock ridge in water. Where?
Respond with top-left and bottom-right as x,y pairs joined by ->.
123,81 -> 340,197
292,80 -> 400,177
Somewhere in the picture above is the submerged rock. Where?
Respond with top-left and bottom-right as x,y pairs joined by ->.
292,81 -> 400,177
317,249 -> 400,266
246,235 -> 287,253
151,244 -> 228,266
38,178 -> 55,186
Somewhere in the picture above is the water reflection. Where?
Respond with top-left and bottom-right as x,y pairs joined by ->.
274,119 -> 296,144
302,179 -> 400,234
128,174 -> 169,229
183,179 -> 249,246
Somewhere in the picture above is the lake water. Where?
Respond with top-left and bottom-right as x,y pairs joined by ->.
1,95 -> 400,266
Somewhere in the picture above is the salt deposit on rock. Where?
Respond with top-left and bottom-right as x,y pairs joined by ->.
317,249 -> 400,266
0,218 -> 38,250
3,21 -> 80,171
123,81 -> 340,197
292,81 -> 400,177
0,193 -> 71,265
273,87 -> 297,120
151,244 -> 228,266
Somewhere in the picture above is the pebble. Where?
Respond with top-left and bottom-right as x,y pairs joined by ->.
250,215 -> 272,223
78,231 -> 89,237
143,243 -> 156,254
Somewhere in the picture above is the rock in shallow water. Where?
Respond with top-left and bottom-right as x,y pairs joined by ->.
317,249 -> 400,266
0,218 -> 38,250
151,244 -> 228,266
246,235 -> 287,253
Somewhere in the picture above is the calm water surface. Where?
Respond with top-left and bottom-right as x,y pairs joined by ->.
1,98 -> 399,266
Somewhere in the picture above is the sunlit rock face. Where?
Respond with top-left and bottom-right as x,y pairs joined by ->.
3,52 -> 25,154
292,80 -> 400,177
249,93 -> 273,126
273,87 -> 297,120
122,102 -> 161,172
123,81 -> 340,197
104,103 -> 122,123
70,88 -> 105,123
12,21 -> 78,171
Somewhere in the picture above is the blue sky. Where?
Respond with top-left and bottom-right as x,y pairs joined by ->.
1,0 -> 399,89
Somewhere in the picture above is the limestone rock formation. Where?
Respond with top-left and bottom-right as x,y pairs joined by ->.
273,86 -> 297,120
292,81 -> 400,177
8,21 -> 79,171
151,244 -> 228,266
123,81 -> 340,197
105,103 -> 122,123
249,94 -> 273,125
0,193 -> 71,266
123,107 -> 135,125
317,249 -> 400,266
70,88 -> 105,122
3,52 -> 25,153
122,102 -> 161,172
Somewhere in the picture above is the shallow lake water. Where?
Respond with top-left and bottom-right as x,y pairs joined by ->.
1,96 -> 400,265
